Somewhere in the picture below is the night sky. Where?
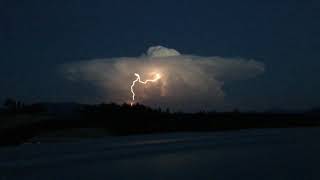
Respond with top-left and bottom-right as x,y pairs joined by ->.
1,0 -> 320,111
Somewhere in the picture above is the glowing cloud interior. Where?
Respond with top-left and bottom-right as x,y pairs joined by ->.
63,45 -> 264,111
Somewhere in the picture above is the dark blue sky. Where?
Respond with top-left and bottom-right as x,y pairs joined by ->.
1,0 -> 320,110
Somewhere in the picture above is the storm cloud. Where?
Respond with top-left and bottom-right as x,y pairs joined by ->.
62,46 -> 264,111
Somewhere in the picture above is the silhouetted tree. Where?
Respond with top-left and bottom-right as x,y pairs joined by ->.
3,98 -> 17,112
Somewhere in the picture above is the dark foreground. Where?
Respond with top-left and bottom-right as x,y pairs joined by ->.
1,127 -> 320,180
1,103 -> 320,146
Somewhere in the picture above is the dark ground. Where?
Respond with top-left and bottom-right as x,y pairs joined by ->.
1,102 -> 320,146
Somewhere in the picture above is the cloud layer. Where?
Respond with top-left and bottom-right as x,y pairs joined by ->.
62,46 -> 264,111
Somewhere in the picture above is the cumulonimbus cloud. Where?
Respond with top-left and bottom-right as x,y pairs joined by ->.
62,46 -> 264,111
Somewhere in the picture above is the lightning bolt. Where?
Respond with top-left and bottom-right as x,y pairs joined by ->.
130,73 -> 161,105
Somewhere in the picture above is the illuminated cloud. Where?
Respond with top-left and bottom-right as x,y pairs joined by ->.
62,46 -> 264,111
